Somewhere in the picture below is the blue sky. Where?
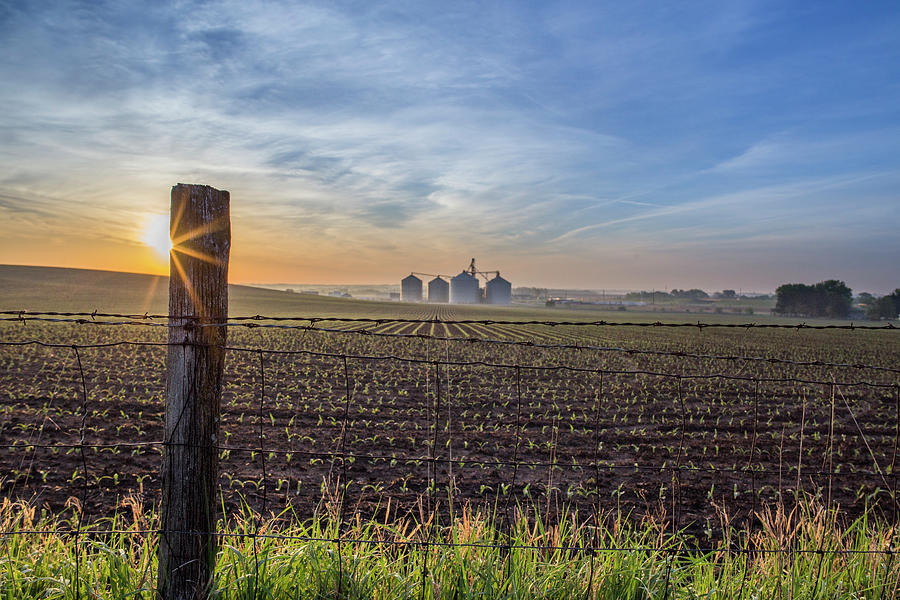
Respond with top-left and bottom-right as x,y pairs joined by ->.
0,0 -> 898,292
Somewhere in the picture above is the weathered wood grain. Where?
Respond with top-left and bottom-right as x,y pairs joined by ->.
157,184 -> 230,600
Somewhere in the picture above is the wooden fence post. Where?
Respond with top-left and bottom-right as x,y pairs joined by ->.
157,184 -> 230,600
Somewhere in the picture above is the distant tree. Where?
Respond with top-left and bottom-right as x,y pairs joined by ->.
671,288 -> 709,300
856,292 -> 876,306
716,289 -> 737,299
866,289 -> 900,320
774,280 -> 852,318
816,280 -> 852,318
774,284 -> 809,316
624,290 -> 672,302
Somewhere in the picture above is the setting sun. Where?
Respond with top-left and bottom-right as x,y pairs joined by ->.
141,213 -> 172,260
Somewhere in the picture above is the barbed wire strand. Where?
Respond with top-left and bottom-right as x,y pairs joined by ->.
4,316 -> 900,375
2,310 -> 897,330
1,339 -> 897,390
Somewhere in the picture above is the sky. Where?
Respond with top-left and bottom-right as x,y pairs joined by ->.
0,1 -> 898,293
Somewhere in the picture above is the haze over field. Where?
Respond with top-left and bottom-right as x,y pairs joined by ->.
1,1 -> 898,293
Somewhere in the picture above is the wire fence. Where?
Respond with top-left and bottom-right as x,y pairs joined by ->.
2,309 -> 898,328
1,310 -> 899,592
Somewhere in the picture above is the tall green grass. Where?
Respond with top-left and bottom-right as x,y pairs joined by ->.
1,496 -> 897,599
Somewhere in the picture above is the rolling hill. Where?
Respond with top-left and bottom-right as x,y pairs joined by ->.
0,264 -> 408,318
0,264 -> 567,320
0,264 -> 795,324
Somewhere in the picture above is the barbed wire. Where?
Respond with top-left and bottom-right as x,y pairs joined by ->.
4,311 -> 898,376
1,309 -> 896,330
1,339 -> 896,389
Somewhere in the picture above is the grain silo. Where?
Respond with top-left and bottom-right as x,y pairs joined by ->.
428,276 -> 449,303
485,273 -> 511,305
401,274 -> 423,302
450,271 -> 480,304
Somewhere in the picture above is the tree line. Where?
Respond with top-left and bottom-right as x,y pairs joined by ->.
774,280 -> 899,319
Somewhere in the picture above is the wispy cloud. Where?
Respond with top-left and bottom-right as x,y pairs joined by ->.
710,129 -> 900,174
548,171 -> 894,245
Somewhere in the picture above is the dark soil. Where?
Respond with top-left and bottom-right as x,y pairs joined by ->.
1,322 -> 898,544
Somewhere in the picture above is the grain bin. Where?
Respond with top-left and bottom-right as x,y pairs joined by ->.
450,271 -> 480,304
428,276 -> 449,303
401,274 -> 423,302
485,273 -> 511,305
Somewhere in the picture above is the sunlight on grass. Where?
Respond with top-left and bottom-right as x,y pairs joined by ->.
1,497 -> 897,599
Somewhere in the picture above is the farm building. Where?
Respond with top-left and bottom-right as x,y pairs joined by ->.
428,276 -> 449,303
450,271 -> 480,304
401,259 -> 510,304
401,274 -> 422,302
485,274 -> 511,305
